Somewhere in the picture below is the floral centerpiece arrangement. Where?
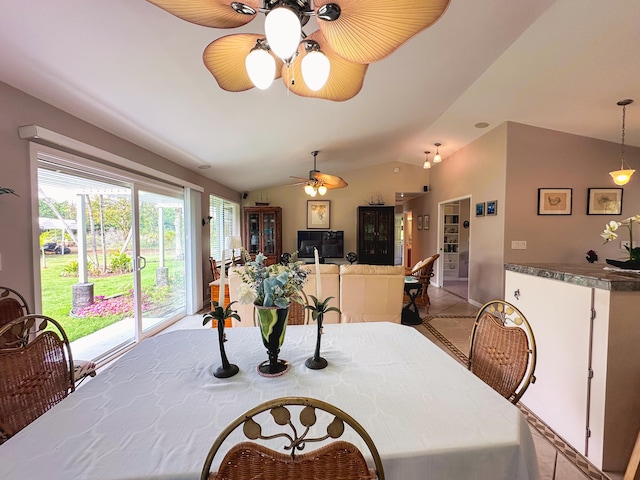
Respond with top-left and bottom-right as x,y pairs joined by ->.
600,215 -> 640,263
236,252 -> 308,376
236,252 -> 308,308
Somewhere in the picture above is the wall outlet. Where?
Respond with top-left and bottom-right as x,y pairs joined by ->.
511,240 -> 527,250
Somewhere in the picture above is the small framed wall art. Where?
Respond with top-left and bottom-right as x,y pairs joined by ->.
486,200 -> 497,216
417,215 -> 423,230
475,202 -> 485,217
307,200 -> 330,229
538,188 -> 572,215
423,215 -> 430,230
587,188 -> 623,215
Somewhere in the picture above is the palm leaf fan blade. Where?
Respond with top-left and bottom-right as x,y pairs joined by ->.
146,0 -> 259,29
204,34 -> 283,92
316,0 -> 450,64
283,31 -> 367,101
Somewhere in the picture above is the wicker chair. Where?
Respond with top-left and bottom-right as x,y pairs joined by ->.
406,254 -> 439,310
0,315 -> 75,443
287,290 -> 309,326
0,286 -> 96,385
200,396 -> 384,480
0,286 -> 30,346
468,300 -> 537,404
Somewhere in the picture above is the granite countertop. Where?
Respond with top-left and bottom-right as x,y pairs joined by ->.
505,263 -> 640,291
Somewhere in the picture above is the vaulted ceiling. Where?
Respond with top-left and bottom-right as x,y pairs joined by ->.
0,1 -> 638,192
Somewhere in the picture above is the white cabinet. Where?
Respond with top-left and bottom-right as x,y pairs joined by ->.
443,203 -> 459,277
505,267 -> 640,471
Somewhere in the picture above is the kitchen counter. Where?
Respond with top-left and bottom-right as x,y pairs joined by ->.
505,262 -> 640,291
505,264 -> 640,472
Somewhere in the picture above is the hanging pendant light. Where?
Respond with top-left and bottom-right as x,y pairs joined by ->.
433,143 -> 442,163
423,151 -> 431,169
609,99 -> 635,186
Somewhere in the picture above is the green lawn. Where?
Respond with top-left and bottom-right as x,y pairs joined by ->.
40,253 -> 185,342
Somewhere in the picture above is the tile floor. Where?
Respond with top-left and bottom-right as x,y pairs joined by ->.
148,286 -> 626,480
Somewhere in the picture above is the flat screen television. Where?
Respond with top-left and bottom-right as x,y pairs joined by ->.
297,230 -> 344,259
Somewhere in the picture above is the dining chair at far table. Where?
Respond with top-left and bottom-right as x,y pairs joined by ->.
200,396 -> 385,480
0,285 -> 96,385
468,300 -> 537,404
0,315 -> 76,444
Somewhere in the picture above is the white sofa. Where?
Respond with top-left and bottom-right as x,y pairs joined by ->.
227,263 -> 405,326
301,264 -> 340,324
338,265 -> 405,323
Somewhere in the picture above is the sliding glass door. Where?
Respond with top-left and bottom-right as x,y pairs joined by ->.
36,151 -> 187,363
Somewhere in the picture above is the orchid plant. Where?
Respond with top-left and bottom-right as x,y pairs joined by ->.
236,252 -> 308,308
601,215 -> 640,261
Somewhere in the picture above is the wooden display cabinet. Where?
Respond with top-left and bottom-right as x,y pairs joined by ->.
357,206 -> 395,265
243,206 -> 282,265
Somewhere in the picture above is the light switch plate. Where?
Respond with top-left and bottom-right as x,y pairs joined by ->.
511,241 -> 527,250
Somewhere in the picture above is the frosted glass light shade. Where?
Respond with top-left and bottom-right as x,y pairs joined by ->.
423,161 -> 431,169
301,51 -> 330,91
245,48 -> 276,89
433,152 -> 442,163
265,7 -> 301,59
304,184 -> 316,196
317,184 -> 328,195
609,168 -> 635,185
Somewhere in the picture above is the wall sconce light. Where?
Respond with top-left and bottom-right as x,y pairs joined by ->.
609,98 -> 635,186
202,216 -> 212,227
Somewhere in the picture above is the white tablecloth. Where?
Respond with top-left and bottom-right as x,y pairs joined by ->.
0,322 -> 539,480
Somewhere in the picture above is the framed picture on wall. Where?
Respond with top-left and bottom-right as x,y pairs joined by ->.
475,202 -> 485,217
423,215 -> 430,230
538,188 -> 572,215
417,215 -> 423,230
587,188 -> 623,215
486,200 -> 497,216
307,200 -> 330,229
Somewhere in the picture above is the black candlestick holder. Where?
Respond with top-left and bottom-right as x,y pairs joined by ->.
214,318 -> 239,378
305,312 -> 327,369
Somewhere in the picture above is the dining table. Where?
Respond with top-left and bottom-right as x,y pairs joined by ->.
0,322 -> 539,480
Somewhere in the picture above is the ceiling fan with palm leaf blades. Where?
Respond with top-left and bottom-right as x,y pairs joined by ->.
146,0 -> 450,101
289,151 -> 347,196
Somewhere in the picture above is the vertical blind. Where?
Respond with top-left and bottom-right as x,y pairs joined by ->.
209,195 -> 240,261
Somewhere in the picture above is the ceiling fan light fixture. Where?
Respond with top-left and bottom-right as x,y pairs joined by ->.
301,42 -> 330,91
304,183 -> 316,196
433,143 -> 442,163
317,183 -> 328,195
245,44 -> 276,89
264,5 -> 301,60
609,99 -> 634,186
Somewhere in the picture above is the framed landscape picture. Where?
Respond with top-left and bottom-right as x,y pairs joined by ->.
486,200 -> 497,216
475,202 -> 485,217
538,188 -> 572,215
307,200 -> 330,229
587,188 -> 623,215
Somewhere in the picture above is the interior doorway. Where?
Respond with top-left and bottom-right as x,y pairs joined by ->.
438,197 -> 470,299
